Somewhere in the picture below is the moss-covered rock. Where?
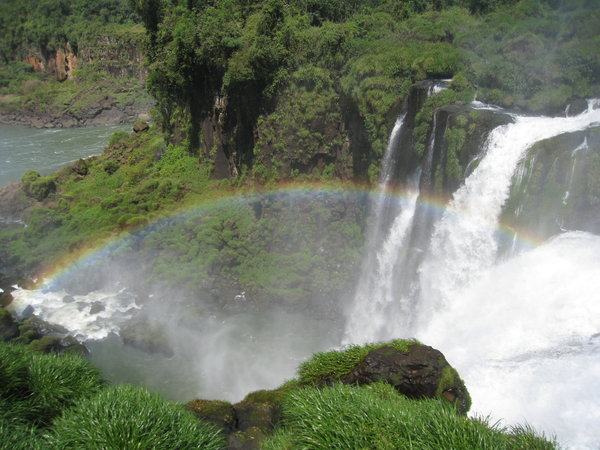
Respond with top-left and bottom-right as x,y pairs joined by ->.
185,399 -> 237,433
298,339 -> 470,414
228,426 -> 267,450
120,317 -> 174,357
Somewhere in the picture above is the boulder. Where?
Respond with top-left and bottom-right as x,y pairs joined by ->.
185,399 -> 237,433
233,400 -> 282,433
120,317 -> 174,357
341,344 -> 471,414
0,290 -> 13,308
89,301 -> 105,314
133,120 -> 150,133
228,427 -> 267,450
566,98 -> 588,117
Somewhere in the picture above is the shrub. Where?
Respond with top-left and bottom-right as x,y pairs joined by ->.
49,385 -> 225,449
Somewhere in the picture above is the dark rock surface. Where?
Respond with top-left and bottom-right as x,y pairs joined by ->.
341,344 -> 470,414
185,399 -> 237,433
0,307 -> 87,355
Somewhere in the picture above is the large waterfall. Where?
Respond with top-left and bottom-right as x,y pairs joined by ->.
344,99 -> 600,448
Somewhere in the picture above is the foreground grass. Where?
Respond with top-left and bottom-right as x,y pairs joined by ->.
0,342 -> 224,449
263,383 -> 557,450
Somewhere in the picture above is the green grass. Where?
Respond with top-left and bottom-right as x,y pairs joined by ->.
297,339 -> 421,384
48,385 -> 225,449
263,383 -> 557,450
0,342 -> 105,426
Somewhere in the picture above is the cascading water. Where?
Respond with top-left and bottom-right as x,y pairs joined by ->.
343,112 -> 420,343
344,99 -> 600,448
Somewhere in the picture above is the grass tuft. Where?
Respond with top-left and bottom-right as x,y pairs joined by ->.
262,383 -> 558,449
48,384 -> 225,449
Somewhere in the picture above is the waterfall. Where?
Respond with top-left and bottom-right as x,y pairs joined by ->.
344,99 -> 600,448
343,113 -> 420,344
417,101 -> 600,321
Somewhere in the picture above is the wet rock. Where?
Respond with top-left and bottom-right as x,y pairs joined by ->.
21,305 -> 35,319
342,344 -> 471,414
185,399 -> 237,433
566,99 -> 588,117
89,301 -> 105,314
22,316 -> 69,336
120,317 -> 174,357
0,290 -> 13,307
228,427 -> 267,450
233,400 -> 282,433
62,295 -> 76,304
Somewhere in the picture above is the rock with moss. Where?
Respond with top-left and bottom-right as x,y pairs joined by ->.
298,339 -> 470,414
233,400 -> 282,434
342,344 -> 471,414
185,399 -> 237,433
228,426 -> 267,450
133,120 -> 150,133
120,317 -> 174,357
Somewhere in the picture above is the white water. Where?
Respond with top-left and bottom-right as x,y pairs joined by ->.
344,113 -> 421,343
344,100 -> 600,448
419,232 -> 600,449
418,102 -> 600,321
9,286 -> 139,340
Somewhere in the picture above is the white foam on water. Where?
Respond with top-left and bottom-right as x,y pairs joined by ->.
9,286 -> 139,340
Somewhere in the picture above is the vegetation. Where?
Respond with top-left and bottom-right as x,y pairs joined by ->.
0,127 -> 365,309
48,384 -> 224,449
263,382 -> 556,449
298,339 -> 421,384
0,0 -> 149,123
0,342 -> 224,448
126,0 -> 600,183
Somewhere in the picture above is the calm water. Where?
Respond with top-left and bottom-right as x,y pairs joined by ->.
0,124 -> 129,188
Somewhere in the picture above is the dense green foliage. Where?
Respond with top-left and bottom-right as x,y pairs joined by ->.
263,382 -> 556,449
0,128 -> 364,309
0,0 -> 150,122
0,0 -> 137,62
49,384 -> 224,449
130,0 -> 599,183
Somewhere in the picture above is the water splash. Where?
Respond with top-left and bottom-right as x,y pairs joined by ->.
417,101 -> 600,320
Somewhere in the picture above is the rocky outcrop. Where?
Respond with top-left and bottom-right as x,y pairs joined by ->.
0,98 -> 152,128
185,390 -> 285,450
341,344 -> 471,415
502,125 -> 600,240
0,307 -> 88,355
24,43 -> 78,82
184,341 -> 470,449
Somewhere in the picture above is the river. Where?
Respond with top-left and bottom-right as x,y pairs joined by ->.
0,124 -> 129,188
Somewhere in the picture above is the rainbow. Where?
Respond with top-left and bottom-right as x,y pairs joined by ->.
35,180 -> 543,292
